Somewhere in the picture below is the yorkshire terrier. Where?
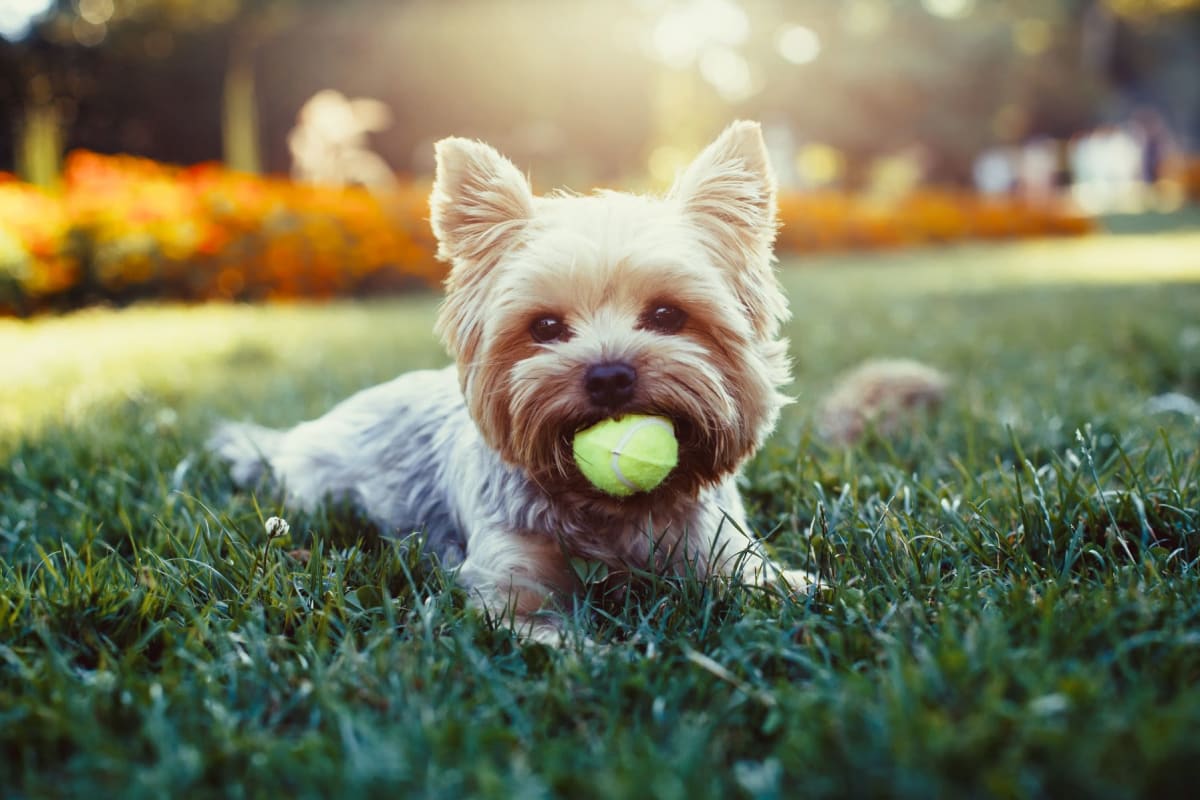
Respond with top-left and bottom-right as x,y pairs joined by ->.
211,121 -> 813,643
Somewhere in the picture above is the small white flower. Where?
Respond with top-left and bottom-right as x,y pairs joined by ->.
265,516 -> 291,538
1029,693 -> 1070,716
1145,392 -> 1200,418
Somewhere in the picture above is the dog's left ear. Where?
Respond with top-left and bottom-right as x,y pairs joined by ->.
431,138 -> 534,366
670,120 -> 777,258
670,121 -> 785,337
430,137 -> 534,267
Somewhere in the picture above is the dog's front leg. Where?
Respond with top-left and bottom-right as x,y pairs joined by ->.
455,529 -> 579,645
708,522 -> 816,595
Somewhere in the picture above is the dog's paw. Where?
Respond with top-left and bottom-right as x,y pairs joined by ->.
519,622 -> 603,654
772,568 -> 819,597
740,561 -> 818,596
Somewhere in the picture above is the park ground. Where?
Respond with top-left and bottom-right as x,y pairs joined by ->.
1,228 -> 1199,798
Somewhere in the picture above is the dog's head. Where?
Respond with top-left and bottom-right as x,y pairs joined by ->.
429,121 -> 791,504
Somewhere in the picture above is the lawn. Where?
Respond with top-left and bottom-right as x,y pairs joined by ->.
2,232 -> 1199,798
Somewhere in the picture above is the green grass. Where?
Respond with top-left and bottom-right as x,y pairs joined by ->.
2,234 -> 1199,799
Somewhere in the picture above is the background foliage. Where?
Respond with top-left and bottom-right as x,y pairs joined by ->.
1,0 -> 1198,184
0,150 -> 1103,315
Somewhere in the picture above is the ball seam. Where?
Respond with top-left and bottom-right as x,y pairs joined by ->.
609,417 -> 673,492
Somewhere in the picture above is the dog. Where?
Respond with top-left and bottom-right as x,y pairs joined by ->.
210,121 -> 813,643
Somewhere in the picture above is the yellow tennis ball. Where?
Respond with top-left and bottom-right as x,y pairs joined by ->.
572,414 -> 678,497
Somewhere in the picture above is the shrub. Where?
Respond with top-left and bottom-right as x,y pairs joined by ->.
0,152 -> 1096,315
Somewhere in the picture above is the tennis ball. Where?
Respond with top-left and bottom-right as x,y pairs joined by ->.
572,414 -> 678,497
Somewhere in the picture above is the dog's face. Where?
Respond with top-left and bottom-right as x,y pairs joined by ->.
429,121 -> 791,504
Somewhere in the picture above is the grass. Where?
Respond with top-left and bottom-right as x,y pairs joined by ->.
2,233 -> 1200,799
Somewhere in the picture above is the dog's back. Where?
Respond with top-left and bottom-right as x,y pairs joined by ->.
209,365 -> 473,564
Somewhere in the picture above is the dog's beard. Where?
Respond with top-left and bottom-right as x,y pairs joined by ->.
461,318 -> 785,506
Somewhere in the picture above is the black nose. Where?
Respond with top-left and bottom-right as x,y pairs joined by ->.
585,362 -> 637,408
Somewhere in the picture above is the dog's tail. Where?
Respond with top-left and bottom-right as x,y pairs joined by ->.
816,359 -> 949,445
207,420 -> 285,487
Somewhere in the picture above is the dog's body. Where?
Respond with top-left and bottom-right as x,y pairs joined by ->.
212,121 -> 810,642
212,364 -> 760,610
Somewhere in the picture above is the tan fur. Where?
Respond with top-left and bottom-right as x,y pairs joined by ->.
669,121 -> 788,339
431,137 -> 536,369
817,358 -> 949,445
424,122 -> 803,633
431,123 -> 790,500
215,124 -> 941,640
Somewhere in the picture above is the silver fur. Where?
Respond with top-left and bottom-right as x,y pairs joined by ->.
209,365 -> 768,595
210,121 -> 811,643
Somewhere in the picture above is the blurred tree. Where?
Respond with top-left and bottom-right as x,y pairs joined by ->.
1,0 -> 1195,186
654,0 -> 1199,184
0,0 -> 343,180
0,15 -> 94,186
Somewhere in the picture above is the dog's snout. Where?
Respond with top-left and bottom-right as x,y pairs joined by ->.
585,362 -> 637,408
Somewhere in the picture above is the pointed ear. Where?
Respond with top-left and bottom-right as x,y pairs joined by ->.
429,137 -> 534,265
431,138 -> 534,366
670,121 -> 787,339
669,120 -> 778,262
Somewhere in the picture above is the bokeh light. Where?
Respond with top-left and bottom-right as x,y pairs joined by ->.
699,47 -> 755,101
795,143 -> 845,186
776,24 -> 821,65
78,0 -> 115,26
841,0 -> 891,38
647,144 -> 690,185
650,0 -> 749,68
923,0 -> 976,20
1013,18 -> 1053,56
71,17 -> 107,47
0,0 -> 53,41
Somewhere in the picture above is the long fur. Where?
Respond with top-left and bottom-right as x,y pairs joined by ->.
211,121 -> 809,643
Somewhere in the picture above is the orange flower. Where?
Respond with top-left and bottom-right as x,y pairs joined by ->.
0,152 -> 1096,315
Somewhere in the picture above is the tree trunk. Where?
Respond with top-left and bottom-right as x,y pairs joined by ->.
222,34 -> 262,174
16,74 -> 62,189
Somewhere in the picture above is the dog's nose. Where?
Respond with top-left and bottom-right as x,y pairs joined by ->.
585,362 -> 637,408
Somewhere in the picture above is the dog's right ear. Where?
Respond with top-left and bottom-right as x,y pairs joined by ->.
430,138 -> 534,266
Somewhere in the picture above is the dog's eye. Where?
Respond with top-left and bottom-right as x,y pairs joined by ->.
530,316 -> 569,343
642,304 -> 687,334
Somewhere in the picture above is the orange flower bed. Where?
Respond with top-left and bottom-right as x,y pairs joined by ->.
1183,158 -> 1200,201
775,190 -> 1093,253
0,152 -> 1095,314
0,178 -> 79,301
62,152 -> 443,302
0,152 -> 443,314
